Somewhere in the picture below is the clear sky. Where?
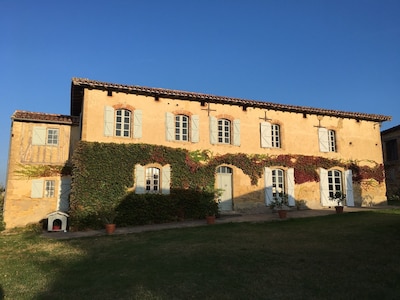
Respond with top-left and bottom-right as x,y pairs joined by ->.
1,0 -> 399,186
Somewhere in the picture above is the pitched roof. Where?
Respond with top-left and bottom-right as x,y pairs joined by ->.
12,110 -> 80,125
71,77 -> 392,122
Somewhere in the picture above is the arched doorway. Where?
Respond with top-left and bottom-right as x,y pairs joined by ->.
216,166 -> 233,211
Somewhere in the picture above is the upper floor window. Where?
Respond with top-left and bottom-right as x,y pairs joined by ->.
260,122 -> 281,148
175,115 -> 189,141
45,180 -> 56,197
385,139 -> 398,161
104,106 -> 142,138
47,129 -> 59,145
115,109 -> 131,137
165,112 -> 199,143
218,119 -> 231,144
209,116 -> 240,146
32,127 -> 59,146
318,127 -> 336,152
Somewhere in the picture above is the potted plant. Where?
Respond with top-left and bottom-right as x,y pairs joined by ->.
98,202 -> 118,234
269,194 -> 289,219
331,191 -> 346,213
295,199 -> 307,211
202,191 -> 220,225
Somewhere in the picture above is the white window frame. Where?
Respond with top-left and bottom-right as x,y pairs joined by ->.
328,130 -> 336,152
45,180 -> 55,198
175,114 -> 189,141
218,119 -> 231,144
135,164 -> 171,195
271,124 -> 280,148
264,167 -> 295,206
115,109 -> 131,137
328,169 -> 342,199
318,127 -> 336,152
47,129 -> 59,145
145,167 -> 160,193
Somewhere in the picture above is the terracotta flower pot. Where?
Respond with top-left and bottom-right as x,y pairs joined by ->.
335,206 -> 344,214
206,215 -> 216,224
277,210 -> 287,219
105,223 -> 116,234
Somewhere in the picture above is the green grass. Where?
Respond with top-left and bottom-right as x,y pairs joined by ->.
1,209 -> 400,299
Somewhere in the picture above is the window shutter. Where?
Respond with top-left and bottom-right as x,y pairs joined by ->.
209,116 -> 217,144
318,127 -> 329,152
135,165 -> 145,194
287,168 -> 295,206
161,165 -> 171,195
31,179 -> 44,198
260,122 -> 272,148
32,127 -> 46,145
104,106 -> 114,136
191,115 -> 199,143
165,112 -> 174,141
233,119 -> 241,146
58,177 -> 71,212
345,170 -> 354,206
133,110 -> 142,138
264,167 -> 273,206
319,168 -> 330,206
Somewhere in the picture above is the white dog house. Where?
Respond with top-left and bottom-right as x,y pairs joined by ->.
47,211 -> 69,232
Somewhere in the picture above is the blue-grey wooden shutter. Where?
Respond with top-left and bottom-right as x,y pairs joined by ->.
233,119 -> 241,146
191,115 -> 199,143
32,127 -> 46,145
264,167 -> 273,206
31,179 -> 44,198
133,110 -> 142,138
287,168 -> 295,206
104,106 -> 114,136
345,170 -> 354,206
135,165 -> 145,194
165,112 -> 174,141
209,116 -> 217,144
161,165 -> 171,195
260,122 -> 272,148
318,127 -> 329,152
319,168 -> 330,206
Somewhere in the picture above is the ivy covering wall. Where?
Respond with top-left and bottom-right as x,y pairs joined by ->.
70,141 -> 384,228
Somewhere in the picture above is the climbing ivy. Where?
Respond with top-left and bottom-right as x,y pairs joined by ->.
69,141 -> 385,228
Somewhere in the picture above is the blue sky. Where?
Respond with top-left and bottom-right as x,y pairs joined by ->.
1,0 -> 399,186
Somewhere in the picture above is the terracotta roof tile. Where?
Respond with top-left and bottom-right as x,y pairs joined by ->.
12,110 -> 80,125
71,78 -> 392,122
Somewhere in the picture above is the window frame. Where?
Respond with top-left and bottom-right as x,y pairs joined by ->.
218,118 -> 231,144
115,109 -> 131,137
328,129 -> 336,152
271,124 -> 281,148
46,128 -> 59,145
327,169 -> 342,199
175,114 -> 189,141
44,180 -> 55,198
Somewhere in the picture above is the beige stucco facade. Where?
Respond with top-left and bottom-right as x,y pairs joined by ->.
3,78 -> 392,228
3,113 -> 79,228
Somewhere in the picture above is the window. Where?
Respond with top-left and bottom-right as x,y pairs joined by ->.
271,124 -> 280,148
385,139 -> 398,161
145,167 -> 160,192
32,127 -> 59,146
47,129 -> 59,145
175,115 -> 189,141
327,170 -> 342,199
264,167 -> 295,206
45,180 -> 55,197
318,127 -> 336,152
115,109 -> 131,137
272,169 -> 285,200
218,119 -> 231,144
31,179 -> 56,198
165,112 -> 199,143
328,130 -> 336,152
104,106 -> 142,138
210,116 -> 240,146
319,168 -> 354,206
260,123 -> 280,148
135,164 -> 171,194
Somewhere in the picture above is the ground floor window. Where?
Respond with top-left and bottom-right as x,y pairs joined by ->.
146,167 -> 160,192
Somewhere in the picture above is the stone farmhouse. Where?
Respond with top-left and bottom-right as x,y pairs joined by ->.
3,78 -> 392,228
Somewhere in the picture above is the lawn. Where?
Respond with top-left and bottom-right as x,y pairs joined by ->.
1,209 -> 400,299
